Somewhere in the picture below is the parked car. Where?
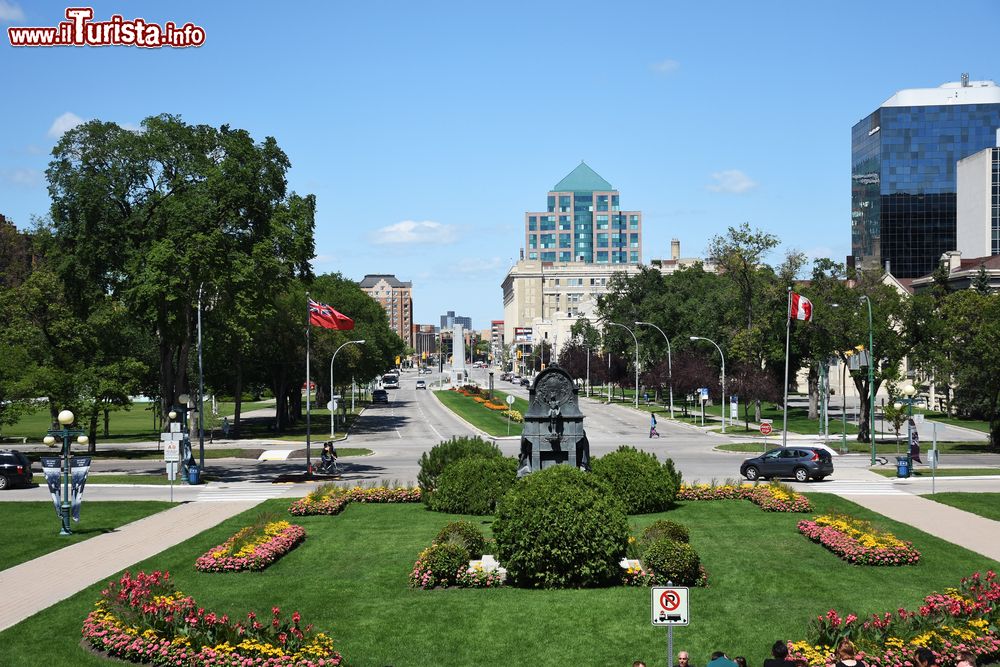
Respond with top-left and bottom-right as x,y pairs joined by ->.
519,377 -> 530,387
0,449 -> 33,490
415,379 -> 426,390
740,446 -> 833,483
372,389 -> 389,404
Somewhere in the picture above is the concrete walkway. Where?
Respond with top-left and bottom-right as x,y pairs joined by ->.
0,500 -> 260,632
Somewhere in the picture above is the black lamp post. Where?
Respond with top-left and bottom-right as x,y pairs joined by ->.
43,410 -> 88,535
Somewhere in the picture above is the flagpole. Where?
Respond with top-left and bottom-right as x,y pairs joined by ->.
782,286 -> 791,449
306,292 -> 312,475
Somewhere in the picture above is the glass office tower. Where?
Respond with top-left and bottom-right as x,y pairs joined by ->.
525,162 -> 642,264
851,77 -> 1000,278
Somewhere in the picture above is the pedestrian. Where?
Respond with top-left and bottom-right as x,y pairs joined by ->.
708,652 -> 738,667
678,651 -> 692,667
914,648 -> 937,667
222,417 -> 230,438
908,417 -> 922,464
834,639 -> 865,667
763,641 -> 797,667
649,412 -> 660,438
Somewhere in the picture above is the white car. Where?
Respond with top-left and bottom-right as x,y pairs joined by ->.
416,379 -> 427,389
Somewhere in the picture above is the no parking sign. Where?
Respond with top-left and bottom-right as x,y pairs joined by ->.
651,586 -> 689,626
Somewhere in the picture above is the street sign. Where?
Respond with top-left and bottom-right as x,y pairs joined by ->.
506,395 -> 515,406
699,387 -> 708,402
651,586 -> 689,626
760,419 -> 773,436
164,441 -> 180,462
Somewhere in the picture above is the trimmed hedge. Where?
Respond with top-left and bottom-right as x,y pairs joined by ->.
429,456 -> 518,515
409,542 -> 470,588
590,446 -> 680,514
434,520 -> 487,559
417,436 -> 502,506
493,465 -> 628,589
642,538 -> 701,586
640,520 -> 690,548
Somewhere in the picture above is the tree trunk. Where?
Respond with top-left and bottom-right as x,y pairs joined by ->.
88,409 -> 99,453
807,366 -> 819,420
103,408 -> 110,437
754,399 -> 762,422
233,352 -> 243,437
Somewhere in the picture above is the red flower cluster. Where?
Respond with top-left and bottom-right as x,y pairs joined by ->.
677,483 -> 811,512
82,570 -> 341,666
797,519 -> 920,566
288,486 -> 421,516
195,523 -> 306,573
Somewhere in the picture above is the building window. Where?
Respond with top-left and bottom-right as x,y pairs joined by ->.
597,251 -> 609,263
611,195 -> 620,211
528,235 -> 538,249
559,216 -> 571,230
596,194 -> 609,212
559,233 -> 571,248
547,196 -> 555,212
559,251 -> 571,262
597,233 -> 609,248
630,251 -> 639,263
541,252 -> 556,262
559,195 -> 570,212
528,216 -> 537,231
529,252 -> 538,260
629,215 -> 639,230
630,234 -> 639,248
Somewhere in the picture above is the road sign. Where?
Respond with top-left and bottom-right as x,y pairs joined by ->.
699,387 -> 708,402
164,441 -> 180,462
506,395 -> 515,406
651,586 -> 689,626
760,420 -> 773,436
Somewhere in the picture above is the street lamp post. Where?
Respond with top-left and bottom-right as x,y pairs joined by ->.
860,295 -> 875,465
43,409 -> 88,535
331,340 -> 366,439
608,322 -> 639,408
636,321 -> 674,419
897,381 -> 918,469
690,336 -> 726,433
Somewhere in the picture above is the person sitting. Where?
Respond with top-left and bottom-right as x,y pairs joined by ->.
763,641 -> 797,667
319,442 -> 336,473
834,639 -> 865,667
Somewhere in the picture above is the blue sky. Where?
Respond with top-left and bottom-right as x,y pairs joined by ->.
2,0 -> 998,329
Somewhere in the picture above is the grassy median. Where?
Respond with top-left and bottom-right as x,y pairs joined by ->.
433,389 -> 528,436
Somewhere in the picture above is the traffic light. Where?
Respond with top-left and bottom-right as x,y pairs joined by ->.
516,349 -> 522,359
395,355 -> 401,365
422,351 -> 427,360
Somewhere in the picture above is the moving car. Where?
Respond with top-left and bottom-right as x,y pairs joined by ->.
0,449 -> 33,490
372,389 -> 389,404
740,446 -> 833,483
415,379 -> 426,389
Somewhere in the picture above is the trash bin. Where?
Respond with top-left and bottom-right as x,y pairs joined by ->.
188,464 -> 200,485
895,456 -> 910,479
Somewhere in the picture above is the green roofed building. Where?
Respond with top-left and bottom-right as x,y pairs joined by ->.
524,162 -> 642,265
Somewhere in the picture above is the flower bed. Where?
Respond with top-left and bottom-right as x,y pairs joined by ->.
82,570 -> 341,666
678,482 -> 812,512
289,483 -> 421,516
196,520 -> 305,573
789,571 -> 1000,667
797,514 -> 920,566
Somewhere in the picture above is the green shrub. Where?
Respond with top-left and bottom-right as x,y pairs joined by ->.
411,542 -> 470,588
493,465 -> 629,589
662,457 -> 683,490
640,520 -> 690,548
429,457 -> 518,515
590,447 -> 680,514
642,538 -> 701,586
417,436 -> 502,506
434,520 -> 487,558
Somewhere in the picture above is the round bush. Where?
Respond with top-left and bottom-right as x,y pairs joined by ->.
642,538 -> 701,586
434,520 -> 487,558
590,447 -> 680,514
429,457 -> 518,515
640,520 -> 690,548
417,436 -> 502,506
411,542 -> 470,588
493,465 -> 629,588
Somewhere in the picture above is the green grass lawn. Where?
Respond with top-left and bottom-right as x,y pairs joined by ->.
921,492 -> 1000,522
871,467 -> 1000,478
914,408 -> 990,433
717,441 -> 994,455
0,496 -> 995,666
85,474 -> 175,485
434,389 -> 527,436
21,448 -> 258,462
0,501 -> 173,571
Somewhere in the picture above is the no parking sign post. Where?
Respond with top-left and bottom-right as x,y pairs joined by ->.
652,585 -> 689,667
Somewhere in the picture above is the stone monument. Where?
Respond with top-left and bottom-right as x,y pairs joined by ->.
450,324 -> 467,385
517,365 -> 590,476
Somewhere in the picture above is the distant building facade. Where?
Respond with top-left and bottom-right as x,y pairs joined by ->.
851,76 -> 1000,278
957,146 -> 1000,258
648,238 -> 719,275
413,324 -> 438,360
359,274 -> 413,347
440,310 -> 472,332
524,162 -> 642,265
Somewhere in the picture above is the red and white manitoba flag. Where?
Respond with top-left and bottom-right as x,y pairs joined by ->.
789,292 -> 813,321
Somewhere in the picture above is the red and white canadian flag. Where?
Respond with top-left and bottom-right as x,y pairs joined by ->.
789,292 -> 813,321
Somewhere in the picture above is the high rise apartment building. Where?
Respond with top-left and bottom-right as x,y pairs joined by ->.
440,310 -> 472,331
851,76 -> 1000,278
359,274 -> 413,347
957,146 -> 1000,258
524,162 -> 642,265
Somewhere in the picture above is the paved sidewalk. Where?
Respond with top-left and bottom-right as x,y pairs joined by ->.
842,492 -> 1000,562
0,500 -> 260,632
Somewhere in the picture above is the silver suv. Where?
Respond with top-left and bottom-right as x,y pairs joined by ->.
740,447 -> 833,482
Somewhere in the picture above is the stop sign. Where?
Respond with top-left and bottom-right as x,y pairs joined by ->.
760,422 -> 773,436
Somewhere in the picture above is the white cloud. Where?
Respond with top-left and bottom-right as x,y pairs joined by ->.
650,59 -> 680,74
706,170 -> 758,194
0,1 -> 24,22
372,220 -> 458,245
47,112 -> 85,138
0,168 -> 43,187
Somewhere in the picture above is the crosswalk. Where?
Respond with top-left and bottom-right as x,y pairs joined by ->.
196,484 -> 290,503
802,480 -> 909,496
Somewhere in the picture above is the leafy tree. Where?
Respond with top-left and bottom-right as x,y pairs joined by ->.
707,222 -> 779,331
